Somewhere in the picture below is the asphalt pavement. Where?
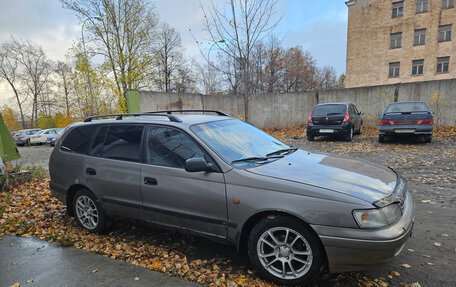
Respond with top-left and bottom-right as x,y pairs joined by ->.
0,235 -> 199,287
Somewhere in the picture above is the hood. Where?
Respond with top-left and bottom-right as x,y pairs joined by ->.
246,150 -> 397,203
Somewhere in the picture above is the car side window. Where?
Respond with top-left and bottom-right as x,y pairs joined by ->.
353,105 -> 359,115
89,126 -> 109,157
61,126 -> 97,154
99,125 -> 143,162
146,126 -> 206,169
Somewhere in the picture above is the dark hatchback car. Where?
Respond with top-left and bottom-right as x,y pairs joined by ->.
306,103 -> 363,141
379,101 -> 433,143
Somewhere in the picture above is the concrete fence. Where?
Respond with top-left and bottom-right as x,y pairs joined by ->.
135,78 -> 456,128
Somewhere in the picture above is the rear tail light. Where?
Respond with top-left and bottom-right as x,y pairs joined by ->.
379,120 -> 398,126
416,119 -> 433,125
37,135 -> 42,138
19,136 -> 23,139
308,113 -> 312,123
343,112 -> 350,123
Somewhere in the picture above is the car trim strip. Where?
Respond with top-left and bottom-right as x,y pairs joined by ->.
101,197 -> 237,228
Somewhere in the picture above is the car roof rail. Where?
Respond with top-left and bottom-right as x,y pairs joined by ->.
148,110 -> 228,116
83,113 -> 182,123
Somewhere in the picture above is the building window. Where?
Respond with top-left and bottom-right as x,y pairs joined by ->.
442,0 -> 454,9
436,57 -> 450,73
390,33 -> 402,48
416,0 -> 429,13
412,60 -> 424,75
438,25 -> 452,42
392,1 -> 404,18
389,62 -> 400,77
414,29 -> 426,45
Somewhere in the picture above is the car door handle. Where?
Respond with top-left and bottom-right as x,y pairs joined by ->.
86,168 -> 96,175
144,177 -> 158,185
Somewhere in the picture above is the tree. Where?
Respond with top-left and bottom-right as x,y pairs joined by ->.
55,61 -> 73,117
11,39 -> 52,127
61,0 -> 159,101
0,106 -> 22,132
281,46 -> 318,92
202,0 -> 281,121
0,41 -> 26,128
154,22 -> 184,92
317,66 -> 339,90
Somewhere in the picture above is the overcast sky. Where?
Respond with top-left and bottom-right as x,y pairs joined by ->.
0,0 -> 348,105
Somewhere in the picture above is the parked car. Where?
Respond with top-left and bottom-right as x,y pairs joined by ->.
30,128 -> 59,145
46,128 -> 64,146
306,103 -> 364,141
379,101 -> 434,143
51,128 -> 65,146
49,110 -> 413,286
11,131 -> 16,139
14,129 -> 41,146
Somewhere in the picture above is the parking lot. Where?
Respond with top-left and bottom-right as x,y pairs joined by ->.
11,133 -> 456,286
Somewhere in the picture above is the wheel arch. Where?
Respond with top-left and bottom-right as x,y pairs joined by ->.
237,210 -> 328,267
66,184 -> 97,217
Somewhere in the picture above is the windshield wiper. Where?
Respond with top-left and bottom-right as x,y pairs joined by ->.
231,157 -> 270,164
266,147 -> 298,157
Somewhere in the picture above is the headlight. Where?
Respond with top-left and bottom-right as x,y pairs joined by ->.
353,204 -> 402,228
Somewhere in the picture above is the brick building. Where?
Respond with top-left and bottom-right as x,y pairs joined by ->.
345,0 -> 456,88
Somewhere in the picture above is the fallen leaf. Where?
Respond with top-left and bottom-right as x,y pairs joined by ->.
407,248 -> 415,252
421,200 -> 432,203
441,233 -> 448,237
427,211 -> 433,214
10,243 -> 14,247
26,280 -> 33,283
401,263 -> 411,268
391,271 -> 400,276
422,254 -> 431,258
12,262 -> 18,265
433,242 -> 442,247
134,277 -> 139,281
410,282 -> 422,287
92,269 -> 98,273
427,262 -> 434,266
9,283 -> 20,287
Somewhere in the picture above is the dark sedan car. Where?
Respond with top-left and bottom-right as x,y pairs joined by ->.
306,103 -> 363,141
378,101 -> 433,143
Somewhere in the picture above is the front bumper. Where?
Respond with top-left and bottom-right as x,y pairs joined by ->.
307,123 -> 351,136
379,124 -> 433,135
311,190 -> 414,273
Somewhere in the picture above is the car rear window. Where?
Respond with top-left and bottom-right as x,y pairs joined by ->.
385,102 -> 430,113
61,126 -> 97,154
312,104 -> 346,116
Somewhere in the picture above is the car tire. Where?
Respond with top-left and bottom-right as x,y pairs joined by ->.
345,127 -> 353,142
424,135 -> 432,143
73,189 -> 106,233
247,215 -> 325,286
26,139 -> 31,146
379,134 -> 385,143
307,134 -> 314,141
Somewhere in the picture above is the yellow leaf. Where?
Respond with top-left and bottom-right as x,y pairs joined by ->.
134,277 -> 139,281
401,263 -> 411,268
391,271 -> 400,276
433,242 -> 442,247
9,283 -> 20,287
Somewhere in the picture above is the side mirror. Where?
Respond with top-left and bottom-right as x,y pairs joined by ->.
431,111 -> 435,114
359,111 -> 364,115
185,157 -> 214,172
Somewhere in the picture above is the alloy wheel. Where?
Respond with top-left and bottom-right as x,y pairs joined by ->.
256,227 -> 313,280
75,195 -> 99,230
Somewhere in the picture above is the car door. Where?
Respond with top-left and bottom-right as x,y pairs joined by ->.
349,105 -> 358,130
140,125 -> 228,238
84,124 -> 144,219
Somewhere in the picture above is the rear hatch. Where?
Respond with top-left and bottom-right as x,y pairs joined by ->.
311,104 -> 346,125
381,102 -> 433,126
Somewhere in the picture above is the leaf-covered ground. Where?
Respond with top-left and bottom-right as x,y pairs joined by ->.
2,126 -> 455,287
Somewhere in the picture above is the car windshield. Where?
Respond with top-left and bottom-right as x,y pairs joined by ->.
385,102 -> 430,113
312,104 -> 346,116
191,119 -> 291,167
26,130 -> 39,135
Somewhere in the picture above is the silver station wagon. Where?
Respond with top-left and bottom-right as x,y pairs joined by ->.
49,110 -> 414,286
